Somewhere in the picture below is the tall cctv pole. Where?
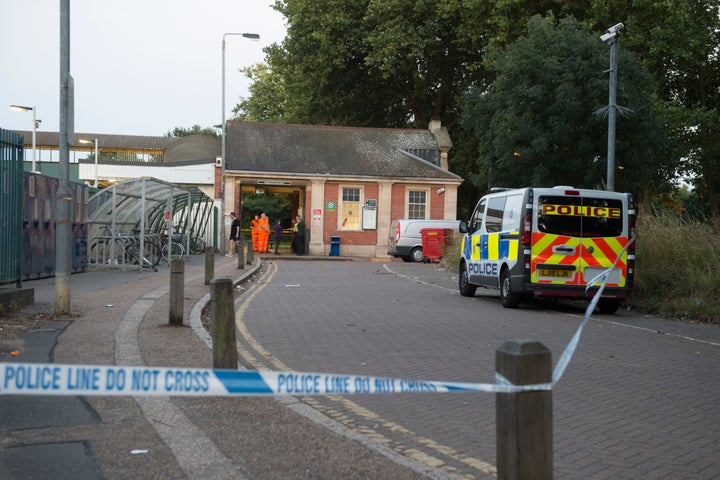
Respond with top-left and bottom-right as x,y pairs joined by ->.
221,32 -> 259,254
56,0 -> 72,313
601,23 -> 623,192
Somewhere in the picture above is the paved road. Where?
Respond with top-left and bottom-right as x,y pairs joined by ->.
237,260 -> 720,479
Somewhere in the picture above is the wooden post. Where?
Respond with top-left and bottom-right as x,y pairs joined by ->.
246,238 -> 254,265
496,340 -> 553,480
210,278 -> 237,369
168,259 -> 184,325
204,246 -> 214,285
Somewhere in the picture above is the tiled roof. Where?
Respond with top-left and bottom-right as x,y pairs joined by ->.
163,135 -> 220,162
225,122 -> 460,180
16,131 -> 176,152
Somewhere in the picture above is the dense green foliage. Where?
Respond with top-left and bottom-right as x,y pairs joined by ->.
238,192 -> 293,230
165,125 -> 219,138
233,0 -> 720,216
462,16 -> 673,195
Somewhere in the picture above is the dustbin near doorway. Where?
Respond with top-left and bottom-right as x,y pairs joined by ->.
330,235 -> 341,256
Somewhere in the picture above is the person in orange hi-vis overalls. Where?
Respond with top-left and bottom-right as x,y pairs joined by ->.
251,215 -> 260,252
258,213 -> 271,253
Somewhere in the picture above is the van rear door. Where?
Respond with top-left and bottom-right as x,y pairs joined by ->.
532,190 -> 629,289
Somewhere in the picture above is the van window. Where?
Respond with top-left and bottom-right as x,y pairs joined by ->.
502,194 -> 523,231
485,197 -> 505,233
470,199 -> 486,233
537,195 -> 624,238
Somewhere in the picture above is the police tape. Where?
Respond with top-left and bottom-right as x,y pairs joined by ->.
0,363 -> 551,396
0,238 -> 635,398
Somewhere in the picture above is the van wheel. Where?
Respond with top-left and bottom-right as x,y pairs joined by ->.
500,268 -> 520,308
597,298 -> 621,314
409,247 -> 424,263
459,263 -> 477,297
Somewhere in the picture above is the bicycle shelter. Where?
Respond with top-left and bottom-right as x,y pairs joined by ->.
87,177 -> 215,270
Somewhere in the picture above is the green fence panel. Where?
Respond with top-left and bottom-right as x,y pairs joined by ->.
0,128 -> 24,285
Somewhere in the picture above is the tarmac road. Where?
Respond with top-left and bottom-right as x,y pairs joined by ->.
236,259 -> 720,480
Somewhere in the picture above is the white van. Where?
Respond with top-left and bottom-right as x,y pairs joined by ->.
458,186 -> 636,313
388,219 -> 461,262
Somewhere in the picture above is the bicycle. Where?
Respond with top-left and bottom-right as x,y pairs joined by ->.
159,233 -> 185,262
188,234 -> 207,255
89,226 -> 160,271
170,226 -> 205,256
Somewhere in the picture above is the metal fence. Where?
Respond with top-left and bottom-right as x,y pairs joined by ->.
0,128 -> 24,286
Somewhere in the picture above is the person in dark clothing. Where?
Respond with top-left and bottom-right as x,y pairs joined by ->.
273,219 -> 283,255
293,215 -> 306,255
226,212 -> 241,256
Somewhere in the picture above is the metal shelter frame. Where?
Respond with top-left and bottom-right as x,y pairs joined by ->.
87,177 -> 215,270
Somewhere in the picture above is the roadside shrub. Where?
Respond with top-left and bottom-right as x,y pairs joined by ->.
439,230 -> 462,272
631,211 -> 720,323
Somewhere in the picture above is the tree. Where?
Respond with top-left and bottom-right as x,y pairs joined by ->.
461,15 -> 672,197
239,192 -> 293,230
257,0 -> 405,126
165,125 -> 219,138
234,63 -> 287,122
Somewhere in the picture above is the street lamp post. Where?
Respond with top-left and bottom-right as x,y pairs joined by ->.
221,32 -> 259,254
9,104 -> 41,173
78,138 -> 99,187
600,23 -> 624,192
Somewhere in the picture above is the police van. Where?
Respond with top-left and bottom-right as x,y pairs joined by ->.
458,186 -> 635,313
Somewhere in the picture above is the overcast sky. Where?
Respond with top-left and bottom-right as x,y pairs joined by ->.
0,0 -> 286,137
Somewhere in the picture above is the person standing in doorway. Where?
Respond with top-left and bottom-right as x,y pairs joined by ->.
251,215 -> 260,252
291,215 -> 299,253
258,213 -> 270,253
274,219 -> 283,255
293,215 -> 306,255
226,212 -> 240,257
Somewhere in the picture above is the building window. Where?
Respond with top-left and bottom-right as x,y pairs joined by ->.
341,187 -> 361,230
408,190 -> 427,219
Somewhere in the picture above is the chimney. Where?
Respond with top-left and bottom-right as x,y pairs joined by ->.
428,117 -> 452,170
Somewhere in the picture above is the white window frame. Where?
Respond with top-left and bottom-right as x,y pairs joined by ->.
406,188 -> 429,219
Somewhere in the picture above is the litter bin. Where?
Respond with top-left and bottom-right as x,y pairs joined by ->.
420,228 -> 445,262
330,235 -> 341,256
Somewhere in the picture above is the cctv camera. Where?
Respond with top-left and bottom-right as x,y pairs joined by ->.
607,23 -> 624,34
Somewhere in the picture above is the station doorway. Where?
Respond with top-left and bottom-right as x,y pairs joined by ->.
234,184 -> 305,250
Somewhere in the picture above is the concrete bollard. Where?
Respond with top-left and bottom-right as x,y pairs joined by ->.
246,238 -> 254,265
210,278 -> 237,369
236,241 -> 244,270
204,246 -> 214,285
496,340 -> 553,480
169,259 -> 185,325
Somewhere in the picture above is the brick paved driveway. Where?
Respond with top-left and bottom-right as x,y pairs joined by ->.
235,260 -> 720,479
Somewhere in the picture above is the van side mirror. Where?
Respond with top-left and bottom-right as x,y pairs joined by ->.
459,220 -> 468,234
